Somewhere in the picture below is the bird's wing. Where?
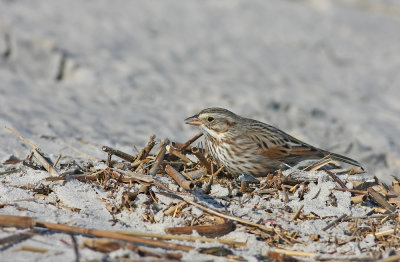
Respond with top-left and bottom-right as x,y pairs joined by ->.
244,122 -> 363,169
244,122 -> 321,160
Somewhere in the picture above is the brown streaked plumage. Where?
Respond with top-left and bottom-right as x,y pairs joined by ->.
185,107 -> 363,177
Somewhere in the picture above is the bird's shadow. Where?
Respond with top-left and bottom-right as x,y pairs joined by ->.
191,188 -> 227,210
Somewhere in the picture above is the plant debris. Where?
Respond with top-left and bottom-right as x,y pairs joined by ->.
1,128 -> 399,261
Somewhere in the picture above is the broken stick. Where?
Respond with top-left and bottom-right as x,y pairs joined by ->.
177,132 -> 203,151
165,165 -> 195,190
165,220 -> 234,237
191,147 -> 214,174
148,138 -> 169,176
4,126 -> 39,150
368,187 -> 396,212
102,146 -> 136,162
32,149 -> 61,177
0,215 -> 194,251
4,126 -> 60,177
157,192 -> 274,232
131,134 -> 156,167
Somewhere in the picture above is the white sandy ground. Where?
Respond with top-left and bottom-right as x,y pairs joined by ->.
0,0 -> 400,261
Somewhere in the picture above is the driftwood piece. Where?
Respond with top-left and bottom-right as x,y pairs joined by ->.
325,170 -> 347,188
0,168 -> 22,176
131,135 -> 156,167
284,170 -> 320,183
240,180 -> 247,194
269,248 -> 315,258
107,170 -> 179,195
351,194 -> 367,204
53,154 -> 62,168
165,165 -> 195,190
102,146 -> 136,162
117,230 -> 245,247
167,146 -> 192,163
185,168 -> 207,180
157,191 -> 274,232
0,215 -> 194,251
4,126 -> 39,150
32,149 -> 61,177
81,237 -> 182,259
302,157 -> 333,172
191,147 -> 215,174
171,142 -> 193,155
137,134 -> 156,160
164,201 -> 187,216
165,220 -> 235,237
203,166 -> 224,195
373,229 -> 396,237
184,197 -> 273,232
177,132 -> 203,151
198,246 -> 234,257
14,246 -> 48,253
82,237 -> 137,253
4,126 -> 60,177
131,138 -> 170,195
292,205 -> 304,221
333,187 -> 367,195
112,169 -> 154,183
322,214 -> 347,231
149,138 -> 169,176
368,187 -> 396,212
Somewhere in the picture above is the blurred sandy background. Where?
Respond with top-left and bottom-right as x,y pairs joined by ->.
1,0 -> 400,182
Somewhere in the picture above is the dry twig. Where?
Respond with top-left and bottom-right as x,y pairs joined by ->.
333,187 -> 367,195
325,170 -> 347,188
368,187 -> 396,212
4,126 -> 39,150
292,205 -> 304,221
182,197 -> 274,232
177,132 -> 203,151
0,168 -> 21,176
0,215 -> 194,251
131,134 -> 156,167
148,138 -> 169,176
81,237 -> 182,259
270,248 -> 315,257
165,165 -> 195,190
117,230 -> 245,247
53,154 -> 62,168
4,126 -> 60,177
102,146 -> 136,162
192,147 -> 213,174
323,214 -> 347,231
167,145 -> 192,163
165,220 -> 235,237
32,149 -> 61,177
14,246 -> 48,253
164,201 -> 187,216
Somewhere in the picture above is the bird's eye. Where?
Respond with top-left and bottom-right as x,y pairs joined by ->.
207,116 -> 215,122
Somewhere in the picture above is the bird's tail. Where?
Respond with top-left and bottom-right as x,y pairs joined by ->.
321,150 -> 364,170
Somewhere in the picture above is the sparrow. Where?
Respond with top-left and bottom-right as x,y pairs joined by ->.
185,107 -> 363,177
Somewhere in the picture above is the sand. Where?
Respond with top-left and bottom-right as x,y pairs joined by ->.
1,0 -> 399,261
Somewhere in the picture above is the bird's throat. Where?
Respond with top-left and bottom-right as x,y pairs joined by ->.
202,126 -> 226,141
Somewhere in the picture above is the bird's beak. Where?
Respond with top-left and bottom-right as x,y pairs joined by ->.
184,114 -> 202,126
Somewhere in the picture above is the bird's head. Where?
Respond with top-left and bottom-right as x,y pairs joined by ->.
185,108 -> 239,138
